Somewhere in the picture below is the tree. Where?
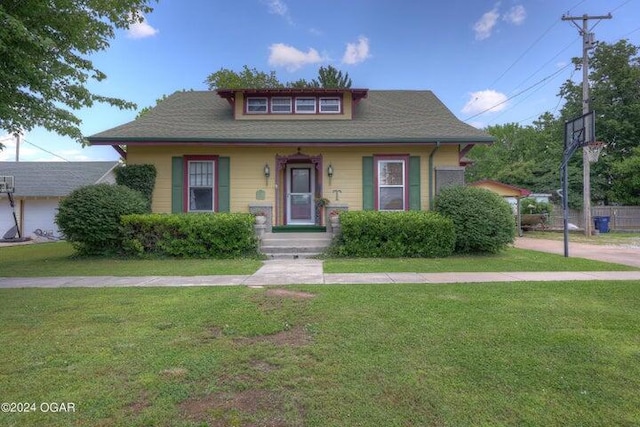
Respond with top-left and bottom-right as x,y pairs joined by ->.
205,66 -> 284,90
315,65 -> 352,88
467,40 -> 640,206
0,0 -> 157,144
204,65 -> 353,90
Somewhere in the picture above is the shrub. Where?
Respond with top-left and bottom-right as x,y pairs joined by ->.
329,211 -> 455,258
55,184 -> 150,255
121,213 -> 259,258
114,164 -> 157,208
519,197 -> 553,215
434,185 -> 516,254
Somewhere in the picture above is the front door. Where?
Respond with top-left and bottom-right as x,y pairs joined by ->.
286,164 -> 315,225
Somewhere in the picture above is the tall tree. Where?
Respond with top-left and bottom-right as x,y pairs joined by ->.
558,39 -> 640,204
315,65 -> 352,88
0,0 -> 157,145
205,66 -> 284,90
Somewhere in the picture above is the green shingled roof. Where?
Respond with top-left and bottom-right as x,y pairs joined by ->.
88,90 -> 493,144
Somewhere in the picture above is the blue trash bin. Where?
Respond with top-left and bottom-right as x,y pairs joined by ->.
593,216 -> 610,233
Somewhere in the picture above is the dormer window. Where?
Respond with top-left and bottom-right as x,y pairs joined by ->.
295,97 -> 316,114
320,97 -> 341,113
271,97 -> 292,113
247,97 -> 267,113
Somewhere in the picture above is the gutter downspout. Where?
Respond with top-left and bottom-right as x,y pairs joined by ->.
428,142 -> 441,210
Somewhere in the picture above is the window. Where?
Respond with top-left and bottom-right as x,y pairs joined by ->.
188,160 -> 215,211
319,97 -> 341,113
295,97 -> 316,113
247,97 -> 267,113
377,159 -> 406,211
271,97 -> 292,113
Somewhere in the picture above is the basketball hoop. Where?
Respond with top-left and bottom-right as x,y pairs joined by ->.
586,141 -> 605,163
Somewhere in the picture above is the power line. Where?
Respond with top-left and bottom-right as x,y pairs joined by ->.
22,139 -> 72,162
463,64 -> 572,122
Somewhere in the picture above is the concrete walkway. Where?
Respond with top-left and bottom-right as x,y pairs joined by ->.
1,237 -> 639,288
1,259 -> 639,289
514,237 -> 640,268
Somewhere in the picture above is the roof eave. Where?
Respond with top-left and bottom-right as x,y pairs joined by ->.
88,136 -> 495,146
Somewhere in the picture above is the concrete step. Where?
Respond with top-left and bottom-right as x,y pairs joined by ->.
260,232 -> 332,258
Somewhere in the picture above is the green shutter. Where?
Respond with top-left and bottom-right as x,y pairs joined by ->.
217,157 -> 230,212
171,157 -> 183,213
409,156 -> 421,210
362,156 -> 374,210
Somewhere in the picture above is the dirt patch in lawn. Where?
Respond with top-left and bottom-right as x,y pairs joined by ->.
236,325 -> 312,347
179,389 -> 296,426
264,288 -> 316,300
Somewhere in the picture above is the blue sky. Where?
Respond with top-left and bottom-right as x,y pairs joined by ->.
1,0 -> 638,162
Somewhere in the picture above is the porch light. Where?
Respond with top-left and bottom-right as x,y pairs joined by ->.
264,163 -> 271,185
327,164 -> 334,178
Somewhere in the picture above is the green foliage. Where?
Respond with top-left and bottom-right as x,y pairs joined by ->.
610,145 -> 640,205
121,213 -> 259,258
519,197 -> 553,215
114,164 -> 157,207
55,184 -> 150,256
467,40 -> 640,206
316,65 -> 352,88
0,0 -> 156,143
204,64 -> 353,90
435,186 -> 516,254
205,65 -> 284,90
329,211 -> 455,258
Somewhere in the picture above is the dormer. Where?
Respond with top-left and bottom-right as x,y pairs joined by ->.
216,88 -> 368,121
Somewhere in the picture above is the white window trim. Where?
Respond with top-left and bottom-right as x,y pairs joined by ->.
377,159 -> 406,211
295,97 -> 317,114
246,97 -> 268,114
188,160 -> 215,212
271,97 -> 292,113
319,97 -> 341,114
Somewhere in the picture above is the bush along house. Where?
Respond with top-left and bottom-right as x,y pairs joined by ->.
88,88 -> 494,235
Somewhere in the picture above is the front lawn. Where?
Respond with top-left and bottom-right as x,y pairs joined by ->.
525,230 -> 640,246
323,247 -> 637,273
0,242 -> 262,276
1,282 -> 638,426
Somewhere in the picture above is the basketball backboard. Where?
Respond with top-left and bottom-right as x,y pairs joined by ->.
564,111 -> 595,150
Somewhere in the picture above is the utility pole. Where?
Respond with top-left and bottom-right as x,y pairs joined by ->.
15,133 -> 20,162
561,13 -> 611,237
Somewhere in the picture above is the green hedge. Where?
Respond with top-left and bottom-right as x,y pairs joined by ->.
434,185 -> 516,254
115,164 -> 157,208
55,184 -> 150,256
121,213 -> 259,258
329,211 -> 455,258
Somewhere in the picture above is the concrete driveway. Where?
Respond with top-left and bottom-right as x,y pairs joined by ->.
514,237 -> 640,269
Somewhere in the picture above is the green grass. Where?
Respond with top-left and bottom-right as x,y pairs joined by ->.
323,247 -> 637,273
525,230 -> 640,245
1,282 -> 638,426
0,242 -> 262,276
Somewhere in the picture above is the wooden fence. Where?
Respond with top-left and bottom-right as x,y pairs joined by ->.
546,205 -> 640,231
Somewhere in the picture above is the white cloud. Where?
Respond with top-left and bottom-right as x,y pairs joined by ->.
263,0 -> 293,24
268,43 -> 325,71
126,13 -> 159,39
462,90 -> 508,115
503,5 -> 526,25
473,8 -> 500,40
342,36 -> 371,65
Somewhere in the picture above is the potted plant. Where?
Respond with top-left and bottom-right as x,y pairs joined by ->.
315,197 -> 330,208
253,211 -> 267,225
329,209 -> 340,227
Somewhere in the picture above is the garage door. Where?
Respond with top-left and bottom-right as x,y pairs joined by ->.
23,199 -> 62,237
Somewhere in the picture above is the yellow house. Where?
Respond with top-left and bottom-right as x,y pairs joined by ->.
88,88 -> 493,230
